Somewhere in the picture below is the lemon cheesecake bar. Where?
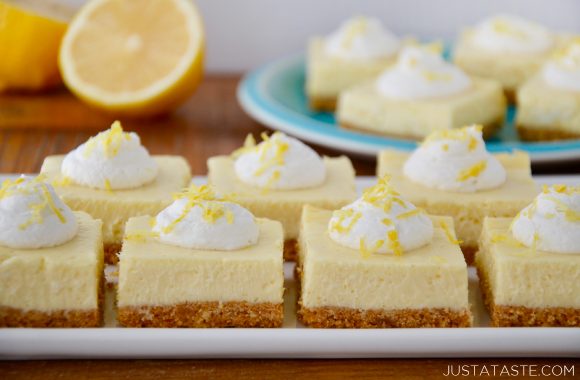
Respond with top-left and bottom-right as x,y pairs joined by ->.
516,40 -> 580,141
306,16 -> 400,111
297,179 -> 472,328
0,177 -> 103,327
40,122 -> 191,264
208,132 -> 357,260
337,45 -> 505,139
475,185 -> 580,327
453,14 -> 560,102
378,126 -> 537,263
117,185 -> 284,328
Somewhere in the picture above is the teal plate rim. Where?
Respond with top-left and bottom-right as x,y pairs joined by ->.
237,54 -> 580,163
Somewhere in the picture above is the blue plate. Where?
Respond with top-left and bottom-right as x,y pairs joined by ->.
237,54 -> 580,163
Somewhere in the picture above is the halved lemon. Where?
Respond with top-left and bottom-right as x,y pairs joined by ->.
59,0 -> 204,117
0,0 -> 71,91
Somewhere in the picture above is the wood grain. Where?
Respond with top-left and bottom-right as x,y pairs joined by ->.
0,359 -> 578,380
0,76 -> 579,377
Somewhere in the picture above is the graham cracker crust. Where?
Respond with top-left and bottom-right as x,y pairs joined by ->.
517,125 -> 580,142
476,266 -> 580,327
0,274 -> 104,328
298,302 -> 472,328
294,264 -> 471,328
284,239 -> 298,261
118,301 -> 283,328
104,242 -> 122,265
309,96 -> 337,112
340,118 -> 503,141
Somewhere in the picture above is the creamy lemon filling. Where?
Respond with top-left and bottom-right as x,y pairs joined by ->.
151,184 -> 259,250
542,40 -> 580,92
0,175 -> 78,249
511,185 -> 580,254
328,177 -> 434,256
403,125 -> 506,192
375,44 -> 471,99
470,14 -> 553,54
324,16 -> 400,60
233,132 -> 326,190
61,121 -> 158,190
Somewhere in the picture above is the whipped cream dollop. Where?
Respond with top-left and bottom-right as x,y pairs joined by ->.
511,185 -> 580,254
403,125 -> 506,193
470,14 -> 553,54
0,176 -> 78,249
153,185 -> 259,250
234,132 -> 326,190
324,16 -> 400,60
328,177 -> 433,255
62,121 -> 158,190
543,41 -> 580,91
376,45 -> 471,99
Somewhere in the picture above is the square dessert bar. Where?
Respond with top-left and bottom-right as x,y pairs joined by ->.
378,150 -> 537,263
337,77 -> 505,140
117,216 -> 285,328
476,217 -> 580,327
0,212 -> 103,327
40,155 -> 191,264
297,206 -> 472,328
453,34 -> 551,102
208,155 -> 357,258
516,75 -> 580,141
306,37 -> 395,111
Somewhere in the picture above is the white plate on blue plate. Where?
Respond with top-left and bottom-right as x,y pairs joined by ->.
237,54 -> 580,163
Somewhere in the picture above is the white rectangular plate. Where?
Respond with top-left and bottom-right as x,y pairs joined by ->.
1,175 -> 580,359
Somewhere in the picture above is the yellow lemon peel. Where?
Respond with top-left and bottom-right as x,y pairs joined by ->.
439,220 -> 462,245
83,121 -> 131,159
457,160 -> 487,182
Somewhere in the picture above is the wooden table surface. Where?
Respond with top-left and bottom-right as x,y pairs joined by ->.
0,75 -> 579,379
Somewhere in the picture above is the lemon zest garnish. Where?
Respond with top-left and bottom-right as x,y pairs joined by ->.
423,125 -> 483,148
439,220 -> 462,245
83,121 -> 130,159
457,160 -> 487,182
359,237 -> 383,259
104,179 -> 113,193
387,230 -> 403,256
231,134 -> 257,158
490,233 -> 508,243
162,185 -> 235,233
382,218 -> 393,226
40,184 -> 65,223
468,136 -> 478,151
442,144 -> 449,152
396,208 -> 423,220
125,230 -> 159,243
362,176 -> 406,212
330,208 -> 362,234
422,70 -> 452,82
52,176 -> 72,187
492,19 -> 527,38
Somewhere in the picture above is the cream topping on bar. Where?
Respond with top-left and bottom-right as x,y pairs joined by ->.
61,121 -> 158,190
152,185 -> 259,250
325,16 -> 400,60
470,14 -> 553,54
0,176 -> 78,249
403,125 -> 506,193
328,177 -> 433,256
511,185 -> 580,254
543,40 -> 580,92
376,45 -> 471,99
234,132 -> 325,190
